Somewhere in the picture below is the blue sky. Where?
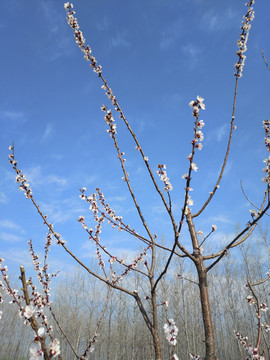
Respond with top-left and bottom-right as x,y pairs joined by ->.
1,0 -> 270,278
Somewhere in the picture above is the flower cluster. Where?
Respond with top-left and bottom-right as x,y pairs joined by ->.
64,2 -> 131,134
49,338 -> 61,357
64,3 -> 102,75
27,236 -> 59,309
112,246 -> 150,285
1,258 -> 60,359
9,146 -> 65,246
234,331 -> 265,359
29,335 -> 61,360
234,1 -> 255,78
0,259 -> 24,310
181,96 -> 206,210
29,342 -> 43,360
262,323 -> 270,332
157,164 -> 173,191
8,146 -> 32,199
189,96 -> 206,118
246,294 -> 256,305
79,187 -> 147,241
101,105 -> 117,136
164,318 -> 178,346
79,187 -> 150,281
260,303 -> 268,312
262,120 -> 270,183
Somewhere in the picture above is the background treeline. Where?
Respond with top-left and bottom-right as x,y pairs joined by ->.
0,231 -> 269,360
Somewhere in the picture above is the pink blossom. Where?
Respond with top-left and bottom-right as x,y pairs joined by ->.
49,338 -> 60,358
30,343 -> 43,360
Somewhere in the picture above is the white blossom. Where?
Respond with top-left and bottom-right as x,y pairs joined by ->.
24,305 -> 36,319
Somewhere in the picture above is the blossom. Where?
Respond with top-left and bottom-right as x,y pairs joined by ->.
197,96 -> 205,110
249,209 -> 257,218
163,301 -> 169,307
189,96 -> 205,117
196,130 -> 204,141
30,343 -> 44,360
191,162 -> 198,172
182,173 -> 188,180
172,355 -> 179,360
64,2 -> 73,10
38,327 -> 45,338
262,323 -> 270,332
164,319 -> 178,346
157,164 -> 173,191
234,1 -> 255,78
197,120 -> 205,129
212,224 -> 217,232
197,230 -> 203,236
49,338 -> 60,358
24,305 -> 36,319
246,295 -> 255,305
260,303 -> 268,312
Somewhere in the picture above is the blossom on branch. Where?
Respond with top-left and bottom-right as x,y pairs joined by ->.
29,343 -> 43,360
49,338 -> 61,358
157,164 -> 173,191
24,305 -> 36,319
164,318 -> 178,346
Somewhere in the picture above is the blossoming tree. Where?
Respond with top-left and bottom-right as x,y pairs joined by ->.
1,1 -> 269,359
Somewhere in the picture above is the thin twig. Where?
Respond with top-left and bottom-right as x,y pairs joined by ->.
261,49 -> 270,71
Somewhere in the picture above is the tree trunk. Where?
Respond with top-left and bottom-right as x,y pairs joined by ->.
152,327 -> 162,360
196,263 -> 217,360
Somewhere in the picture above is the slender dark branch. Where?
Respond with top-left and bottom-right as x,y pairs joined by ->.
50,308 -> 80,359
261,49 -> 270,71
193,74 -> 240,218
250,273 -> 270,287
247,282 -> 262,351
206,197 -> 270,272
80,286 -> 112,359
240,180 -> 270,216
178,274 -> 199,286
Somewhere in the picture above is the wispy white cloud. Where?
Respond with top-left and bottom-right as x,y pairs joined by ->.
200,7 -> 238,32
0,249 -> 32,267
41,123 -> 53,142
46,175 -> 67,187
211,215 -> 234,224
0,192 -> 8,204
181,43 -> 201,68
39,197 -> 86,224
107,195 -> 127,203
25,166 -> 67,188
50,153 -> 64,161
0,220 -> 24,232
160,20 -> 183,50
96,16 -> 110,32
37,2 -> 73,62
0,232 -> 24,243
208,123 -> 228,143
0,110 -> 26,123
110,32 -> 130,49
